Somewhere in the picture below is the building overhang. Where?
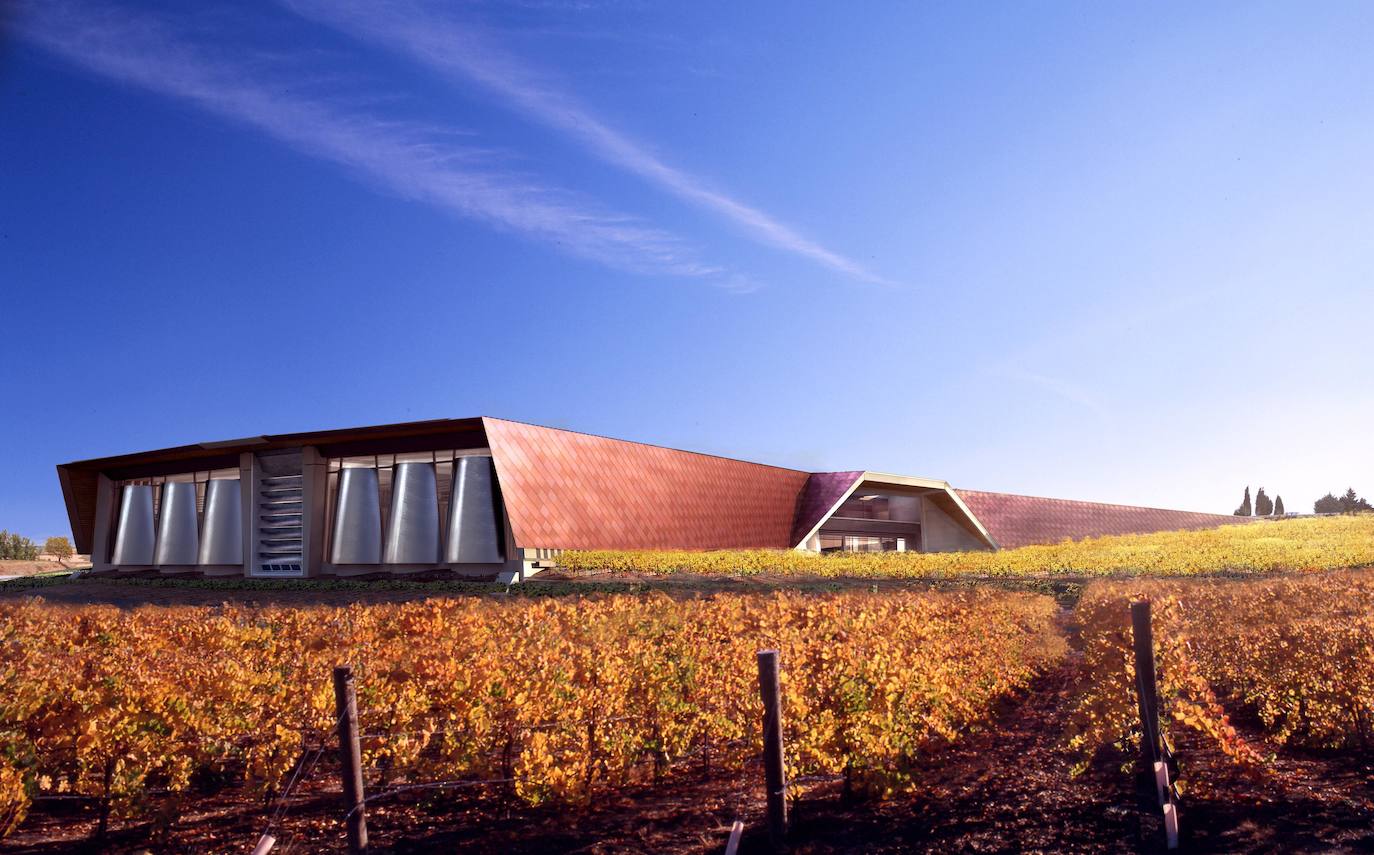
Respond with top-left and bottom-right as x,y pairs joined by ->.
791,470 -> 999,551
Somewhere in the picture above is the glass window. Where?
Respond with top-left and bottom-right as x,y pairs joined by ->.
819,533 -> 912,553
842,535 -> 900,553
820,534 -> 846,553
835,495 -> 889,520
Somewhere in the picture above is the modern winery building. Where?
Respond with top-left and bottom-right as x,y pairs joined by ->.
56,417 -> 1243,582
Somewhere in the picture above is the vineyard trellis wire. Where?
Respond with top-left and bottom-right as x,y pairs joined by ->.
277,649 -> 838,854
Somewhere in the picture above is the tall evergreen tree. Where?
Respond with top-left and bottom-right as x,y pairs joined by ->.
1255,487 -> 1273,516
1315,493 -> 1342,513
1274,495 -> 1285,516
1234,486 -> 1252,516
1338,488 -> 1373,513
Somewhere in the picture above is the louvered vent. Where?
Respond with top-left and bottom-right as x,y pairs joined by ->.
255,450 -> 305,576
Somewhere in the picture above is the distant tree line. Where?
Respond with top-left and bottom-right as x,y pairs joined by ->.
0,531 -> 39,560
1314,488 -> 1373,515
1232,486 -> 1373,516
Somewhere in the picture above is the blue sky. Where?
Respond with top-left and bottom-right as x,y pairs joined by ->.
3,0 -> 1373,541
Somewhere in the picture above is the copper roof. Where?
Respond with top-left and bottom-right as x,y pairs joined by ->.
953,489 -> 1248,549
483,417 -> 812,550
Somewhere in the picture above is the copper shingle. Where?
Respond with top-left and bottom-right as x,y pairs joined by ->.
953,489 -> 1248,549
484,418 -> 812,551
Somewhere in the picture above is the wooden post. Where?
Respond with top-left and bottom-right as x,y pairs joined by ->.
1130,600 -> 1162,770
1131,604 -> 1182,849
1153,760 -> 1170,806
724,819 -> 745,855
333,665 -> 368,855
756,649 -> 787,850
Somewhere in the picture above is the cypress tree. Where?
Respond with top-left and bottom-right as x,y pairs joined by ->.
1255,487 -> 1273,516
1234,486 -> 1252,516
1274,495 -> 1285,516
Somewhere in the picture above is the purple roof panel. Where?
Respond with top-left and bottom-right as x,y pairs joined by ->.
790,471 -> 866,546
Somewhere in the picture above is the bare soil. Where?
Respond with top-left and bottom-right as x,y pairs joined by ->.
0,561 -> 85,580
0,573 -> 1081,610
0,579 -> 498,609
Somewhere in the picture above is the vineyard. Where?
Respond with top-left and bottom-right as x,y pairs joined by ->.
556,514 -> 1374,578
0,589 -> 1063,846
1072,570 -> 1374,764
4,558 -> 1374,850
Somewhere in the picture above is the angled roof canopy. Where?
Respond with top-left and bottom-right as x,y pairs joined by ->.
791,471 -> 998,551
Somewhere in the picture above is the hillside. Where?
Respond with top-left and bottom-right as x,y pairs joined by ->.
555,514 -> 1374,578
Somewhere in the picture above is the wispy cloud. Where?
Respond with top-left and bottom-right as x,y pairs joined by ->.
988,365 -> 1115,426
282,0 -> 893,285
13,1 -> 724,279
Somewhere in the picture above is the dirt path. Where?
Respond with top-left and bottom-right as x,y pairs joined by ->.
0,754 -> 766,854
774,656 -> 1145,854
1173,724 -> 1374,852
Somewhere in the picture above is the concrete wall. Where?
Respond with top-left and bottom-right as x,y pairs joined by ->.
888,494 -> 921,523
921,496 -> 989,552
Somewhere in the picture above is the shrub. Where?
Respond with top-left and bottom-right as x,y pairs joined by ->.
0,533 -> 38,561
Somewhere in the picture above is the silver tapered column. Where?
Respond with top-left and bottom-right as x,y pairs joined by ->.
445,456 -> 502,564
330,467 -> 381,564
110,484 -> 156,566
383,462 -> 439,564
154,482 -> 199,565
199,479 -> 243,565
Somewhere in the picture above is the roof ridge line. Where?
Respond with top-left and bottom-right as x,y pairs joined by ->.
481,416 -> 811,476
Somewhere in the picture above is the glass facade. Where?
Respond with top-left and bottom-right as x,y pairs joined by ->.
819,534 -> 910,553
819,490 -> 924,553
832,493 -> 922,522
